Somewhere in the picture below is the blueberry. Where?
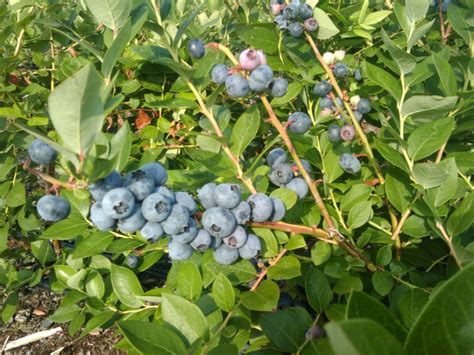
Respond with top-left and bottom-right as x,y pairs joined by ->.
354,68 -> 362,82
271,2 -> 285,16
231,201 -> 252,224
187,39 -> 205,59
175,191 -> 197,214
305,326 -> 325,340
434,0 -> 450,12
238,234 -> 261,259
278,292 -> 294,309
269,163 -> 294,186
304,17 -> 318,32
37,195 -> 71,222
313,80 -> 332,97
299,3 -> 313,19
213,183 -> 242,209
88,171 -> 122,201
140,221 -> 164,243
168,239 -> 193,261
288,112 -> 311,134
101,188 -> 136,219
339,153 -> 361,174
223,226 -> 248,248
197,183 -> 217,209
239,49 -> 266,71
90,201 -> 116,231
291,159 -> 312,175
190,229 -> 212,252
127,255 -> 138,268
354,110 -> 363,122
213,245 -> 239,265
288,22 -> 304,37
142,192 -> 172,222
286,177 -> 309,199
319,97 -> 334,109
340,125 -> 355,141
225,74 -> 250,98
328,124 -> 341,142
270,78 -> 289,97
140,162 -> 168,186
161,205 -> 191,235
333,62 -> 349,78
202,207 -> 237,238
357,98 -> 371,114
282,2 -> 299,20
267,148 -> 288,168
247,193 -> 274,222
154,186 -> 176,204
124,170 -> 155,201
211,64 -> 229,85
270,198 -> 286,222
172,218 -> 198,244
210,236 -> 223,250
117,204 -> 146,233
274,14 -> 289,30
334,97 -> 344,108
28,138 -> 57,165
249,65 -> 273,92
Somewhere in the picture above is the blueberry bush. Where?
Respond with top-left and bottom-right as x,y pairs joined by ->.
1,0 -> 473,353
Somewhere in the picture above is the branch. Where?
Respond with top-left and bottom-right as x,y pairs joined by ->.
250,221 -> 336,244
436,222 -> 463,269
23,160 -> 84,190
250,248 -> 287,291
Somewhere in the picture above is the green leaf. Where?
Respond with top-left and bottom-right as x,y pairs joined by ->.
385,168 -> 414,213
229,106 -> 260,156
270,188 -> 298,210
407,117 -> 454,161
31,240 -> 56,266
376,245 -> 393,266
305,267 -> 333,313
102,21 -> 131,80
365,62 -> 402,101
348,201 -> 373,229
5,183 -> 25,207
325,319 -> 405,355
111,264 -> 144,308
1,291 -> 18,324
406,0 -> 430,23
48,64 -> 105,156
432,52 -> 458,96
340,184 -> 372,212
372,271 -> 394,296
161,293 -> 208,345
72,232 -> 114,259
118,320 -> 187,355
267,256 -> 301,280
427,158 -> 458,207
412,162 -> 447,189
346,291 -> 407,342
311,241 -> 332,266
448,2 -> 474,53
401,95 -> 458,120
373,138 -> 410,173
393,288 -> 429,329
314,8 -> 340,40
177,262 -> 202,301
42,216 -> 88,240
333,276 -> 363,295
401,215 -> 430,238
241,280 -> 279,312
381,29 -> 416,75
406,262 -> 474,354
447,192 -> 474,237
362,10 -> 392,26
201,256 -> 256,287
85,0 -> 131,32
85,270 -> 105,298
234,24 -> 278,55
50,304 -> 81,323
260,307 -> 312,352
407,20 -> 435,51
212,273 -> 235,312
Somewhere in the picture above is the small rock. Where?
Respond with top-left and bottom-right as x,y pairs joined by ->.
40,319 -> 54,329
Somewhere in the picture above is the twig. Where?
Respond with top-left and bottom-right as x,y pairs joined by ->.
439,0 -> 446,41
23,160 -> 83,190
4,327 -> 63,351
250,221 -> 336,244
436,222 -> 463,269
250,248 -> 287,291
391,208 -> 411,241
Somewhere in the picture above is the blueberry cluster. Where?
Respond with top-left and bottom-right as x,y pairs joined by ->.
198,183 -> 286,264
209,49 -> 289,98
271,0 -> 318,37
267,148 -> 309,199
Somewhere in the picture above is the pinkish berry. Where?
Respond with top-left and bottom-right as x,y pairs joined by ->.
271,3 -> 285,15
340,125 -> 356,141
239,49 -> 266,71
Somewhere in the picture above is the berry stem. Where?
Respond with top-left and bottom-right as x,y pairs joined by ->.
436,222 -> 463,269
250,247 -> 287,292
304,33 -> 385,184
250,221 -> 336,244
23,160 -> 83,190
207,42 -> 239,65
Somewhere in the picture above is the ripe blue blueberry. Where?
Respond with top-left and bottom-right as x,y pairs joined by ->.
211,64 -> 229,84
214,183 -> 242,209
190,229 -> 212,252
270,198 -> 286,222
142,192 -> 172,222
339,153 -> 361,174
168,239 -> 193,261
231,201 -> 252,224
28,138 -> 57,164
249,65 -> 273,92
90,202 -> 116,231
37,195 -> 71,222
187,39 -> 205,59
304,17 -> 318,32
333,62 -> 349,78
282,2 -> 300,20
340,125 -> 356,142
161,204 -> 191,235
172,218 -> 198,244
124,170 -> 155,201
88,171 -> 122,201
288,22 -> 304,37
202,207 -> 237,238
354,68 -> 362,82
175,191 -> 197,214
210,236 -> 223,250
223,226 -> 248,249
299,3 -> 313,19
238,234 -> 261,259
288,112 -> 311,134
127,255 -> 138,268
197,183 -> 217,209
141,162 -> 168,186
117,204 -> 146,233
292,159 -> 312,175
274,14 -> 289,30
328,124 -> 341,142
286,177 -> 309,199
313,80 -> 332,97
225,74 -> 250,98
213,245 -> 239,265
320,97 -> 333,109
270,78 -> 289,97
101,188 -> 136,219
267,148 -> 288,168
357,98 -> 371,114
269,163 -> 294,186
247,193 -> 274,222
140,221 -> 164,243
154,185 -> 175,204
239,49 -> 266,71
354,110 -> 363,122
